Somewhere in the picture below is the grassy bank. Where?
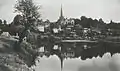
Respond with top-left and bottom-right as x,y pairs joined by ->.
0,36 -> 39,71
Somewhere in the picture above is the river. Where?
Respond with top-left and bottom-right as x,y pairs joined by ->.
34,53 -> 120,71
34,41 -> 120,71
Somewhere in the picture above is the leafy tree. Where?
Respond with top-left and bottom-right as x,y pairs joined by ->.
15,0 -> 41,19
74,19 -> 81,25
0,19 -> 2,25
3,20 -> 7,25
14,0 -> 41,43
80,16 -> 90,28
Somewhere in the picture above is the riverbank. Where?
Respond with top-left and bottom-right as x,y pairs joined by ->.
0,36 -> 39,71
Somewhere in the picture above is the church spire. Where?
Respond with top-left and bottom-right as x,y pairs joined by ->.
57,4 -> 65,24
60,4 -> 63,17
59,4 -> 64,19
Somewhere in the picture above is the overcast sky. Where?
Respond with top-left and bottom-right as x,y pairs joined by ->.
0,0 -> 120,23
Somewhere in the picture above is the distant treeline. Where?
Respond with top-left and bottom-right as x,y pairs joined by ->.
74,16 -> 120,29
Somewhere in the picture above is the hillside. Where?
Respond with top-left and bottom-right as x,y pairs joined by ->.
0,36 -> 39,71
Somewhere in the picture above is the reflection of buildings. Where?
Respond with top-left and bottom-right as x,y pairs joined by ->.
64,51 -> 75,58
64,47 -> 75,58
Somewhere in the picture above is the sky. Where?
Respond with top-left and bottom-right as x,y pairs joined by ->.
0,0 -> 120,23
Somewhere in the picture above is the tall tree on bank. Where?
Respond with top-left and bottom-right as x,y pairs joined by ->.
14,0 -> 41,42
15,0 -> 41,19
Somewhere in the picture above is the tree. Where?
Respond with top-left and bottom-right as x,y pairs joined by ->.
14,0 -> 41,43
15,0 -> 41,19
3,20 -> 7,25
15,0 -> 41,29
74,19 -> 81,25
0,19 -> 2,25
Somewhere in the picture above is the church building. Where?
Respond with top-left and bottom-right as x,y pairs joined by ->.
57,5 -> 75,25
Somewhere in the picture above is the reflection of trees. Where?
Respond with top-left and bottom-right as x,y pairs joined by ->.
38,35 -> 120,59
38,37 -> 120,70
80,44 -> 106,60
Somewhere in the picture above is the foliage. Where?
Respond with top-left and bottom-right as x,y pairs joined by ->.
73,16 -> 107,29
15,0 -> 41,19
14,0 -> 41,43
0,19 -> 2,25
107,20 -> 120,29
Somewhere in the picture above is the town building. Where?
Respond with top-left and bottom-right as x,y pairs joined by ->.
57,5 -> 66,25
57,5 -> 75,26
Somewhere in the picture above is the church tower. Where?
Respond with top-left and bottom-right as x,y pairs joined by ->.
57,5 -> 65,24
59,5 -> 64,20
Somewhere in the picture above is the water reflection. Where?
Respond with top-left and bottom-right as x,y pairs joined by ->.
40,40 -> 120,58
35,53 -> 120,71
36,39 -> 120,71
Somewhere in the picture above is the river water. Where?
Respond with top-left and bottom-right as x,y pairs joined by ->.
34,53 -> 120,71
34,41 -> 120,71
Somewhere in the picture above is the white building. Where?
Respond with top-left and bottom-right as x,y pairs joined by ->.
37,26 -> 44,32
